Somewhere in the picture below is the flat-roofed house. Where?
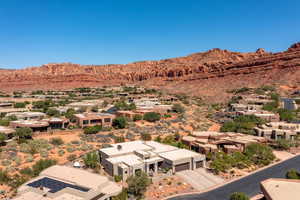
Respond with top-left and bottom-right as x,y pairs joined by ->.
237,110 -> 280,122
0,126 -> 15,138
182,131 -> 266,154
10,120 -> 49,132
6,112 -> 46,120
254,122 -> 300,140
99,140 -> 206,180
260,178 -> 300,200
74,113 -> 115,128
14,165 -> 122,200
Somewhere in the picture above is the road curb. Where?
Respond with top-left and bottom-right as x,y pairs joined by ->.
164,153 -> 300,200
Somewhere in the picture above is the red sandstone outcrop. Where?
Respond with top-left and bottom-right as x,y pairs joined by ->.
0,43 -> 299,101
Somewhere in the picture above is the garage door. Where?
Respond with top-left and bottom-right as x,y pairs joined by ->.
196,161 -> 203,168
175,162 -> 190,172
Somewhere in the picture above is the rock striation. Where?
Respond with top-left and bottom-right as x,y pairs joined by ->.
0,43 -> 299,101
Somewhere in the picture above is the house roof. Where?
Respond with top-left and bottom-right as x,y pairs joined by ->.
261,178 -> 300,200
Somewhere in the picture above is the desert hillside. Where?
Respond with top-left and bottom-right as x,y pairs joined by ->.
0,43 -> 299,101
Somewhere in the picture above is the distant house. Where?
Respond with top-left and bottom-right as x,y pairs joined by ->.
182,131 -> 266,154
254,122 -> 300,140
74,113 -> 115,128
14,165 -> 122,200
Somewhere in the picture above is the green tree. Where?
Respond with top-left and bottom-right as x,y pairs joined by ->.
230,192 -> 250,200
277,108 -> 296,122
113,117 -> 127,129
286,169 -> 300,179
220,115 -> 265,135
46,108 -> 60,117
275,139 -> 291,150
15,127 -> 33,142
83,151 -> 99,169
127,172 -> 151,199
64,108 -> 77,122
143,112 -> 161,122
244,143 -> 275,166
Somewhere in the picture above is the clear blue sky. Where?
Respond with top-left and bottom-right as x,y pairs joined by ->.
1,0 -> 300,69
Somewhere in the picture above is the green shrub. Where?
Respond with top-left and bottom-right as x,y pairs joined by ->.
32,159 -> 57,176
127,172 -> 150,199
67,154 -> 77,161
66,147 -> 76,153
58,149 -> 65,156
277,108 -> 297,122
84,125 -> 102,134
20,167 -> 34,177
50,137 -> 64,146
114,175 -> 123,182
133,114 -> 143,121
244,143 -> 275,166
83,151 -> 99,169
113,117 -> 127,129
14,102 -> 26,108
0,170 -> 10,183
230,192 -> 249,200
220,115 -> 265,135
286,169 -> 300,179
25,155 -> 34,163
39,150 -> 49,158
14,127 -> 33,142
143,112 -> 161,122
1,160 -> 11,166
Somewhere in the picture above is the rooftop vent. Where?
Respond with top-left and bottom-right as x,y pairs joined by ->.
117,145 -> 122,150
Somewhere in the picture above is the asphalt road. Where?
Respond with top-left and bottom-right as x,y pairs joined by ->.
168,155 -> 300,200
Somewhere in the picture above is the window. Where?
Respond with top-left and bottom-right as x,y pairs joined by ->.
83,120 -> 89,125
104,118 -> 111,123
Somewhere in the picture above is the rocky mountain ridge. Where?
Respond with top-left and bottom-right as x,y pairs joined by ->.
0,43 -> 300,101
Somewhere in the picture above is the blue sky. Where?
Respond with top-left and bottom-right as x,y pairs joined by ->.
0,0 -> 299,69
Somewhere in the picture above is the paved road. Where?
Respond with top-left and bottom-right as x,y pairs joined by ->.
168,155 -> 300,200
282,98 -> 297,110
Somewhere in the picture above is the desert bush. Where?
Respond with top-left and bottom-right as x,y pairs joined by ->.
286,169 -> 300,179
25,155 -> 34,163
84,125 -> 102,134
58,149 -> 65,156
67,154 -> 77,161
32,159 -> 57,176
1,160 -> 11,166
230,192 -> 249,200
83,151 -> 99,169
20,167 -> 34,177
50,137 -> 64,146
143,112 -> 161,122
39,150 -> 49,158
66,147 -> 76,153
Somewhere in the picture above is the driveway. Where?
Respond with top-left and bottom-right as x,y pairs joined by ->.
176,168 -> 224,191
168,155 -> 300,200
